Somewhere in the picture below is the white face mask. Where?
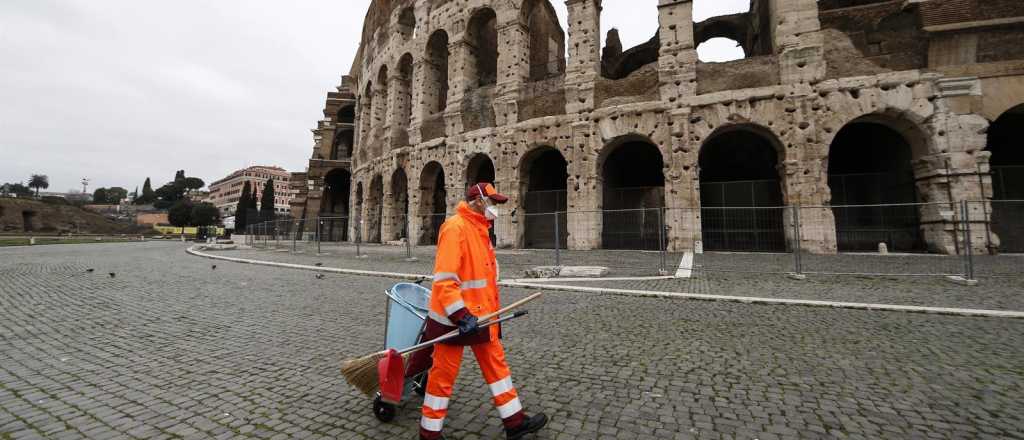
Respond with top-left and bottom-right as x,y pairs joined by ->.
483,198 -> 499,220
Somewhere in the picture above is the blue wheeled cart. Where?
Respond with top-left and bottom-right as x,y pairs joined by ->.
373,282 -> 432,422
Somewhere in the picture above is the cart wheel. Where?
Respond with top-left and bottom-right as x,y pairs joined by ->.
414,373 -> 428,397
373,395 -> 397,422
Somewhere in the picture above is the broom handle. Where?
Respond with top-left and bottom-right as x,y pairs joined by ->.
396,291 -> 542,355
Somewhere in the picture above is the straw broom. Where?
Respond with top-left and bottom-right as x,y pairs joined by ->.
341,292 -> 543,396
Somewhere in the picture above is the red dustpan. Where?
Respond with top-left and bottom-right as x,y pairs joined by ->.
377,349 -> 405,404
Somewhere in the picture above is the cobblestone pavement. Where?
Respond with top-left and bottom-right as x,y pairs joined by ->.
3,242 -> 1024,439
230,246 -> 1024,311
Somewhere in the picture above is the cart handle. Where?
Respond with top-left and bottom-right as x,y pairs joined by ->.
397,311 -> 529,355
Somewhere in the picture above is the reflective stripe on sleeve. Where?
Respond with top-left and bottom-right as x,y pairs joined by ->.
461,279 -> 488,290
443,299 -> 466,316
496,397 -> 522,419
423,393 -> 450,411
488,376 -> 514,397
421,416 -> 444,432
433,272 -> 461,283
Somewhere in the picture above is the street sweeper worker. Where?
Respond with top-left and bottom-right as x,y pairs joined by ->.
416,182 -> 548,440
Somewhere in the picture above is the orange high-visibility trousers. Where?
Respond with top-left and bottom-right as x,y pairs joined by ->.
419,339 -> 524,438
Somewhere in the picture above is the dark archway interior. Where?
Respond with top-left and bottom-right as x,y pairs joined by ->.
368,176 -> 384,243
22,211 -> 36,232
390,169 -> 410,240
321,169 -> 351,241
466,154 -> 496,187
522,148 -> 568,248
332,130 -> 354,160
986,105 -> 1024,252
524,0 -> 566,82
419,163 -> 448,245
468,9 -> 498,87
601,140 -> 665,250
698,128 -> 786,252
426,31 -> 450,114
828,122 -> 924,252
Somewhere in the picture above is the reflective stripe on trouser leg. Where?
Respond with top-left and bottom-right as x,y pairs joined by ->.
471,340 -> 526,429
421,343 -> 464,439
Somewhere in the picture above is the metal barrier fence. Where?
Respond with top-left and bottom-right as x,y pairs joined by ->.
238,200 -> 1022,280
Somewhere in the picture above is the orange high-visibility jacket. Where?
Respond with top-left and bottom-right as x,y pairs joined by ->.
427,201 -> 499,345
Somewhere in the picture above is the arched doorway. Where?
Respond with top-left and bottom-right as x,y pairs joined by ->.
419,162 -> 448,245
520,147 -> 568,248
699,126 -> 786,252
425,31 -> 450,115
601,137 -> 665,250
320,169 -> 351,241
827,117 -> 925,252
389,168 -> 410,241
467,8 -> 498,88
465,153 -> 496,187
522,0 -> 566,82
367,175 -> 384,243
986,104 -> 1024,253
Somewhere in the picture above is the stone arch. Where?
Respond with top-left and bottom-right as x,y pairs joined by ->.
398,6 -> 416,39
698,124 -> 787,252
394,53 -> 415,147
522,0 -> 566,82
388,167 -> 410,241
358,81 -> 374,163
985,103 -> 1024,253
320,168 -> 351,241
418,161 -> 448,245
332,127 -> 354,160
376,66 -> 390,140
466,7 -> 499,88
598,134 -> 666,250
367,174 -> 385,243
465,153 -> 496,188
519,146 -> 569,248
424,30 -> 450,116
354,181 -> 365,240
827,115 -> 927,252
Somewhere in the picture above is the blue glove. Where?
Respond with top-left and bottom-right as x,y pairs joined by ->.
457,314 -> 479,336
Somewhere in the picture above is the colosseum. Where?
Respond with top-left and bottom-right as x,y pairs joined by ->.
289,0 -> 1024,256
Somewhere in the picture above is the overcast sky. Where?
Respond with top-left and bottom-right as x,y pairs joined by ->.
0,0 -> 748,194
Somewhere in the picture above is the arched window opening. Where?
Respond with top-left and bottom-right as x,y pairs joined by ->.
985,104 -> 1024,253
389,168 -> 410,241
332,130 -> 354,160
599,0 -> 659,80
467,8 -> 498,87
520,147 -> 568,249
828,119 -> 925,252
699,127 -> 786,252
465,153 -> 496,188
367,175 -> 385,243
697,37 -> 746,62
320,169 -> 351,241
523,0 -> 566,82
424,31 -> 450,115
601,138 -> 665,250
398,7 -> 417,39
419,162 -> 448,245
376,66 -> 390,139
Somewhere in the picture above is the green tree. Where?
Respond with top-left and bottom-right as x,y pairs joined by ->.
92,188 -> 109,204
132,186 -> 139,201
174,170 -> 185,181
235,181 -> 251,232
28,174 -> 49,197
191,202 -> 221,227
259,178 -> 276,221
106,187 -> 128,203
136,177 -> 155,204
2,183 -> 34,198
183,177 -> 205,194
168,200 -> 194,228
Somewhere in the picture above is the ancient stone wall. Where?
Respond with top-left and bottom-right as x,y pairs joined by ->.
294,0 -> 1024,255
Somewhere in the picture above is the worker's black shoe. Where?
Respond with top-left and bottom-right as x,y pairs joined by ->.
505,413 -> 548,440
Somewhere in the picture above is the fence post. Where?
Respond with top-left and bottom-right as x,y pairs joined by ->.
404,215 -> 417,261
554,211 -> 561,267
962,200 -> 975,280
316,218 -> 322,254
356,216 -> 363,258
792,205 -> 803,276
292,220 -> 297,252
659,207 -> 667,275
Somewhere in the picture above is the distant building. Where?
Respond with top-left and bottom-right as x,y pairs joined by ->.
136,211 -> 169,227
205,166 -> 293,217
